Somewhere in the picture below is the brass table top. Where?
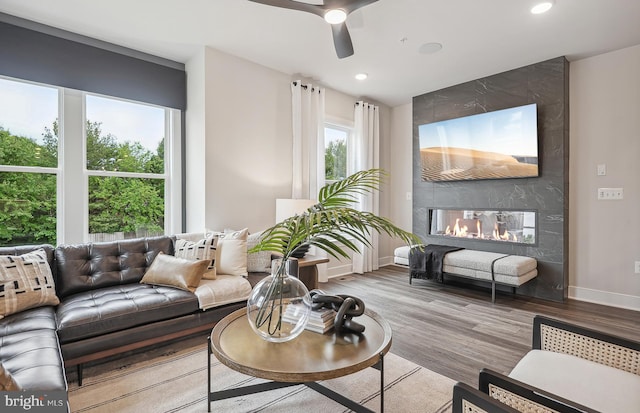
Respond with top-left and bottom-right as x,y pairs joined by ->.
210,307 -> 392,383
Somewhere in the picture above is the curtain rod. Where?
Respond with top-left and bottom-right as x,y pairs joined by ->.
292,81 -> 321,93
355,101 -> 378,109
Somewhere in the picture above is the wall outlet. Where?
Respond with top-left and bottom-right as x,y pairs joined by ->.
636,261 -> 640,274
406,192 -> 412,201
597,164 -> 606,176
597,188 -> 624,200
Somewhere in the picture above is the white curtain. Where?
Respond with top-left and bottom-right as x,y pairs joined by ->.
349,101 -> 380,274
291,81 -> 325,200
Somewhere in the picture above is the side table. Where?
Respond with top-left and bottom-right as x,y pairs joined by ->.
295,254 -> 329,290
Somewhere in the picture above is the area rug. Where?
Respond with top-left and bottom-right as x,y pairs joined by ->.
67,335 -> 454,413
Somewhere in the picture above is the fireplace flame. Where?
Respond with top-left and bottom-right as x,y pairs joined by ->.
433,209 -> 532,244
492,223 -> 517,241
449,218 -> 468,237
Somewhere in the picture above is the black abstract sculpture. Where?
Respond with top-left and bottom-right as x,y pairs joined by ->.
309,290 -> 366,334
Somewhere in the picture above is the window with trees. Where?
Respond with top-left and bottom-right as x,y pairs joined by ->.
324,124 -> 349,183
85,95 -> 167,241
0,77 -> 59,246
0,76 -> 180,247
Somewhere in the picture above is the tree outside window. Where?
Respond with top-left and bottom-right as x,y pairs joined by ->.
325,125 -> 349,183
0,77 -> 174,246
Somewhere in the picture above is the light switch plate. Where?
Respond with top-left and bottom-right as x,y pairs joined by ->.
597,188 -> 623,200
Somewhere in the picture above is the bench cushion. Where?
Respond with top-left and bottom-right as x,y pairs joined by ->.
443,250 -> 536,276
56,283 -> 198,343
509,349 -> 640,413
443,265 -> 537,286
396,245 -> 537,286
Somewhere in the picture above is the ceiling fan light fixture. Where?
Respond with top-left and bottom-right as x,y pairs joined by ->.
531,1 -> 554,14
324,9 -> 347,24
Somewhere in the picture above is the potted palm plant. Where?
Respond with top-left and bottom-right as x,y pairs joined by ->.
247,168 -> 421,342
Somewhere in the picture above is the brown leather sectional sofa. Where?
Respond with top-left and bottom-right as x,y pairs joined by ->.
0,235 -> 258,390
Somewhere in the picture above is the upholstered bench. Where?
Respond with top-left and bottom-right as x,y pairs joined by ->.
394,245 -> 537,302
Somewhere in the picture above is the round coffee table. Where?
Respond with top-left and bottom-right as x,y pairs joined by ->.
208,307 -> 392,412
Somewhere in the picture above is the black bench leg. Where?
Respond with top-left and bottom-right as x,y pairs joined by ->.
491,282 -> 496,303
77,364 -> 83,386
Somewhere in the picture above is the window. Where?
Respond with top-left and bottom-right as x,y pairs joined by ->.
0,77 -> 59,246
85,95 -> 167,241
324,124 -> 349,183
0,76 -> 181,247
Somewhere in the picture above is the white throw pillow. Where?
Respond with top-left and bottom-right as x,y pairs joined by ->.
216,228 -> 248,276
247,230 -> 272,273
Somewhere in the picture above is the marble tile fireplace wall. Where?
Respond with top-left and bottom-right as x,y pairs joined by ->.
412,57 -> 569,302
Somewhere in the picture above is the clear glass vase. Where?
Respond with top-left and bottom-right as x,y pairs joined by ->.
247,259 -> 311,342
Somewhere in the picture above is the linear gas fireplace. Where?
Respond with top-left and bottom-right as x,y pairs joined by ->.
429,209 -> 536,245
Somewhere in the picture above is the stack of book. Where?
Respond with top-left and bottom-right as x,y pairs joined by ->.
282,305 -> 336,334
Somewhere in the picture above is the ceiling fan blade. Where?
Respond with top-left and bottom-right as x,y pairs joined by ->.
331,23 -> 354,59
247,0 -> 324,18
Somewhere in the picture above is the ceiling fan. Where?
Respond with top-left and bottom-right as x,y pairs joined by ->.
248,0 -> 379,59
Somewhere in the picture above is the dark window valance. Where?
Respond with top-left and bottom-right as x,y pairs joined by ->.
0,20 -> 186,110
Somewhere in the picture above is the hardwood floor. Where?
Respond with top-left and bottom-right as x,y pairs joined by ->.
320,265 -> 640,387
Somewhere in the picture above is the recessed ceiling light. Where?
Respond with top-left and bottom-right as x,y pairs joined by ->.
355,73 -> 368,80
418,42 -> 443,55
531,1 -> 554,14
324,9 -> 347,24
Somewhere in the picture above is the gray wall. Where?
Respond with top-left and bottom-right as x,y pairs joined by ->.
412,57 -> 569,302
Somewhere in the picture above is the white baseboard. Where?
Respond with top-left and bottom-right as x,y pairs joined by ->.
326,262 -> 353,279
569,286 -> 640,311
379,255 -> 394,267
324,255 -> 396,280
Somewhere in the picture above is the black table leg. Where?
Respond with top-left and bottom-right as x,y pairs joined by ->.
208,351 -> 385,412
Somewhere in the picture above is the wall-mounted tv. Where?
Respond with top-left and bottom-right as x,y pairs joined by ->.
419,103 -> 539,182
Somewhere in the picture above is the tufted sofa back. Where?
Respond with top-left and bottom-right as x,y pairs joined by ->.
55,236 -> 174,299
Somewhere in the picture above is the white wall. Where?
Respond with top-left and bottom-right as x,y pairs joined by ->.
388,103 -> 414,235
185,49 -> 207,232
186,47 -> 293,234
569,44 -> 640,310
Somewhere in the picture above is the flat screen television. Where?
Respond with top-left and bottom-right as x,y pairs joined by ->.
418,103 -> 539,182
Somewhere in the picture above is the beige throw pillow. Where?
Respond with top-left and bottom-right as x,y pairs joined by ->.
0,363 -> 20,391
140,252 -> 209,292
216,228 -> 248,276
0,249 -> 60,319
175,236 -> 218,280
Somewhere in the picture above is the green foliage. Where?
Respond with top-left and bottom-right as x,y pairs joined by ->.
85,121 -> 164,174
0,171 -> 57,246
250,169 -> 422,263
0,121 -> 165,246
88,176 -> 164,234
325,138 -> 346,181
0,127 -> 58,245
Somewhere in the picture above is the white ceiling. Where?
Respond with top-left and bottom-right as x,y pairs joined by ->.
1,0 -> 639,107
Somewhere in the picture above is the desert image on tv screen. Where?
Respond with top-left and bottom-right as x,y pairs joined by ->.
419,104 -> 538,182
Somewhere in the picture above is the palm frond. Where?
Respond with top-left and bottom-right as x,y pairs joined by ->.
249,168 -> 422,262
